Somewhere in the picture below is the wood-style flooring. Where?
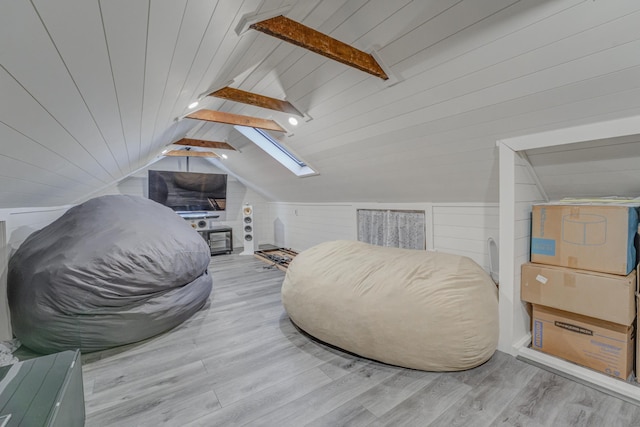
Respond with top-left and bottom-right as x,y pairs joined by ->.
68,253 -> 640,425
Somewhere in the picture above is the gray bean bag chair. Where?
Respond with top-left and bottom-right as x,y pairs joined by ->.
8,195 -> 212,354
281,240 -> 499,371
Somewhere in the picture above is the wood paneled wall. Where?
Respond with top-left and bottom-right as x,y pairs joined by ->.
432,205 -> 499,273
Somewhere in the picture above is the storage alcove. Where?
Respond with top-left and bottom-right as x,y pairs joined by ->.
497,115 -> 640,404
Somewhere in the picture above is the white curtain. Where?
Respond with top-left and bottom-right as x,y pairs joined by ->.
357,209 -> 426,250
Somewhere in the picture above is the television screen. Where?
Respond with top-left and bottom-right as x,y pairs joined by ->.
148,170 -> 227,212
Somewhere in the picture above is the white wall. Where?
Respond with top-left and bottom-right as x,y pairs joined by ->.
267,201 -> 499,275
498,146 -> 548,354
0,206 -> 71,256
432,204 -> 499,273
93,157 -> 271,250
511,154 -> 547,347
268,203 -> 355,250
0,221 -> 7,341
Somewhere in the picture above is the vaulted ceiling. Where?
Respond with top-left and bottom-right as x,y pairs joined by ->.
2,0 -> 640,209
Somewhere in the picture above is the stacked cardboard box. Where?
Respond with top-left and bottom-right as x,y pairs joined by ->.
522,203 -> 639,380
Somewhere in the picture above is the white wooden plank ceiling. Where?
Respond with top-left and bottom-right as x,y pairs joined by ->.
526,135 -> 640,200
1,0 -> 640,208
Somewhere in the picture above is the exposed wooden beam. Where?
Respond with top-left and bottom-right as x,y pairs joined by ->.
164,150 -> 219,158
250,15 -> 388,80
173,138 -> 237,151
186,109 -> 286,132
209,86 -> 303,117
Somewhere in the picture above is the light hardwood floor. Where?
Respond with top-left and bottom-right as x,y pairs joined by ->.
63,253 -> 640,425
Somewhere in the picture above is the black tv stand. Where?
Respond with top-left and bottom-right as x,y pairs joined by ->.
199,226 -> 233,255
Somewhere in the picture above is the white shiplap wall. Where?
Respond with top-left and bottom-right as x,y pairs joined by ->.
512,154 -> 547,345
497,145 -> 548,354
268,203 -> 355,251
432,204 -> 499,273
210,0 -> 640,205
92,156 -> 271,250
0,206 -> 72,255
267,201 -> 499,274
526,135 -> 640,200
0,221 -> 8,340
514,155 -> 548,280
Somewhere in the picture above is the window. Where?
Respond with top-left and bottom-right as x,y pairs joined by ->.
357,209 -> 426,250
234,126 -> 317,177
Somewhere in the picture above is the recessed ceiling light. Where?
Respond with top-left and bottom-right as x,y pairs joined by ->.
161,149 -> 169,154
188,101 -> 199,109
221,154 -> 228,159
288,117 -> 298,126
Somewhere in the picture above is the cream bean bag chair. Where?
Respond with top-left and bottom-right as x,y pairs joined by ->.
281,240 -> 498,371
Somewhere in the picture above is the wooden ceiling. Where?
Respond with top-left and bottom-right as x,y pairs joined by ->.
1,0 -> 640,208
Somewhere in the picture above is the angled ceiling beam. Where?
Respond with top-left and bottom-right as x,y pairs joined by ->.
250,15 -> 388,80
164,150 -> 219,158
186,109 -> 286,132
209,86 -> 304,117
173,138 -> 237,151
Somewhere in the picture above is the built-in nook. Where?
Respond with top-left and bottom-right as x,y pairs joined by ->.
498,115 -> 640,403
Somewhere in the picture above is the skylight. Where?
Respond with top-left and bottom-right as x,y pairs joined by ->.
234,126 -> 317,177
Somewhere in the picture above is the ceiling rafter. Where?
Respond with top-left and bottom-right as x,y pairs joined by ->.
186,109 -> 286,132
173,138 -> 237,151
209,86 -> 304,117
249,15 -> 388,80
163,150 -> 219,158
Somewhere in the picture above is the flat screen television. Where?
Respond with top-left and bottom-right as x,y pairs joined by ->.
148,170 -> 227,212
